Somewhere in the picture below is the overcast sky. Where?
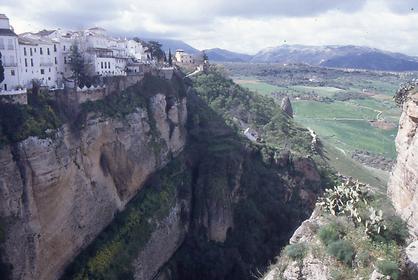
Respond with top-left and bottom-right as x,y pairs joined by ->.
1,0 -> 418,55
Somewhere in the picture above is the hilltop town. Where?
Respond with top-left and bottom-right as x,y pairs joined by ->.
0,14 -> 205,102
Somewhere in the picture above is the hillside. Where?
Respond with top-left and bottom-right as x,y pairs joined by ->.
147,38 -> 200,54
204,48 -> 253,62
251,45 -> 418,71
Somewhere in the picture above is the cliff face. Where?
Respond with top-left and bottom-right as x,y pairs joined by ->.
388,91 -> 418,236
0,79 -> 187,280
0,70 -> 330,280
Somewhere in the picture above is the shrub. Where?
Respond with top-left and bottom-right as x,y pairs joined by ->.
377,260 -> 399,280
327,240 -> 355,266
318,223 -> 341,246
330,269 -> 346,280
355,250 -> 372,268
381,215 -> 409,245
284,243 -> 308,261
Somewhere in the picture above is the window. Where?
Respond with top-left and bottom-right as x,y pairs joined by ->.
47,48 -> 50,55
101,62 -> 103,69
3,84 -> 7,91
11,70 -> 15,76
41,69 -> 45,75
108,62 -> 110,68
25,58 -> 28,67
48,77 -> 51,81
7,39 -> 13,50
40,47 -> 43,55
24,47 -> 27,56
31,58 -> 34,67
30,48 -> 33,56
64,57 -> 67,64
49,68 -> 51,72
0,38 -> 4,50
55,57 -> 57,64
54,44 -> 57,52
63,45 -> 66,51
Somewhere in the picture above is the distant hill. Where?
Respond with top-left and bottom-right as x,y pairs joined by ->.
204,48 -> 253,62
144,38 -> 200,54
251,45 -> 418,71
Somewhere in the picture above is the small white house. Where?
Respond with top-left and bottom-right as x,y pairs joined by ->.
243,128 -> 262,143
174,49 -> 195,65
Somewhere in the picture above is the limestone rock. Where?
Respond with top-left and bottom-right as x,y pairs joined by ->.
281,96 -> 294,118
388,92 -> 418,236
369,270 -> 386,280
0,93 -> 187,280
405,241 -> 418,279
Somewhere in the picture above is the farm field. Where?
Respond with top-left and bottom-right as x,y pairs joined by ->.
227,63 -> 414,178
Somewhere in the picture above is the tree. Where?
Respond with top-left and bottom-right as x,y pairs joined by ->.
202,51 -> 208,62
69,44 -> 87,86
168,49 -> 173,66
147,41 -> 165,62
0,52 -> 4,84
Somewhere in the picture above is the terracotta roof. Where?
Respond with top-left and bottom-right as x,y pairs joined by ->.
0,28 -> 17,37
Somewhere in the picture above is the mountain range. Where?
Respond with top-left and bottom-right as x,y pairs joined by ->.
250,45 -> 418,71
153,39 -> 418,71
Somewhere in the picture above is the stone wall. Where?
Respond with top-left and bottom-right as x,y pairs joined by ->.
0,90 -> 28,105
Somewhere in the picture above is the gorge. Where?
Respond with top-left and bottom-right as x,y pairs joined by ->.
0,67 -> 417,280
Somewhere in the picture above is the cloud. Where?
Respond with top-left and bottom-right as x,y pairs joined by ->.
383,0 -> 418,14
217,0 -> 366,17
1,0 -> 418,56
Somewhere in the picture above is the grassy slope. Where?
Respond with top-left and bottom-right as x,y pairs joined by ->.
236,77 -> 400,160
235,79 -> 394,188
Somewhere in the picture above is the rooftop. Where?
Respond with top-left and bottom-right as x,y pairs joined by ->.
0,28 -> 17,37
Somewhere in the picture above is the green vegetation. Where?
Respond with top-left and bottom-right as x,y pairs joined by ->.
293,100 -> 397,158
62,158 -> 191,280
284,243 -> 308,261
327,240 -> 355,266
318,223 -> 342,246
377,260 -> 400,280
192,67 -> 315,156
0,91 -> 63,147
230,63 -> 404,162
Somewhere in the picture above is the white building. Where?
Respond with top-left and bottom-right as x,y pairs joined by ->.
0,14 -> 20,91
174,49 -> 195,65
1,14 -> 153,92
18,34 -> 61,88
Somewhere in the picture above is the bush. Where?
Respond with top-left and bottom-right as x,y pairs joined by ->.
377,260 -> 399,280
327,240 -> 355,266
330,269 -> 346,280
355,250 -> 371,267
284,243 -> 308,261
381,215 -> 409,245
319,223 -> 341,246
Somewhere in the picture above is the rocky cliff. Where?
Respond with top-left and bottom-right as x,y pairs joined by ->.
0,69 -> 331,280
388,87 -> 418,237
0,74 -> 188,280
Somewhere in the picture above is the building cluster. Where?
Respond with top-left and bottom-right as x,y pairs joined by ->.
0,14 -> 151,92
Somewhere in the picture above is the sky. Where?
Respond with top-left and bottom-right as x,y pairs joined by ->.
1,0 -> 418,55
